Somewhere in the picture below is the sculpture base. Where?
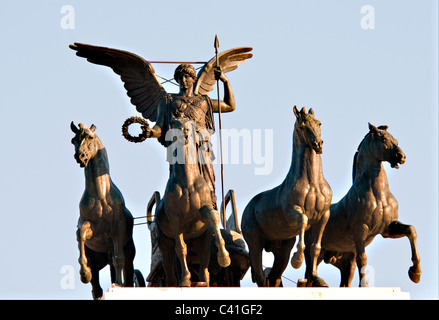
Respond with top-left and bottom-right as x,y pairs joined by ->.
102,285 -> 410,300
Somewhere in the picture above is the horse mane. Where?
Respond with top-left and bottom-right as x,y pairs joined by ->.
352,132 -> 369,183
352,125 -> 388,182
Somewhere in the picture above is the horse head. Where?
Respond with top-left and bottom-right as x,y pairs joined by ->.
293,105 -> 323,154
167,118 -> 198,165
70,121 -> 99,168
171,117 -> 197,143
367,123 -> 406,169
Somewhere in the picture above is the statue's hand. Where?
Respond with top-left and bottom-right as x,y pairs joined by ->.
144,125 -> 161,139
144,125 -> 154,138
214,66 -> 228,83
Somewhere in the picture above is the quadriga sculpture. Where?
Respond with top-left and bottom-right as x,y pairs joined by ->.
317,123 -> 421,287
242,106 -> 332,287
71,122 -> 135,299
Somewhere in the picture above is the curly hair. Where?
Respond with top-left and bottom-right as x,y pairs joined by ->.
174,63 -> 197,82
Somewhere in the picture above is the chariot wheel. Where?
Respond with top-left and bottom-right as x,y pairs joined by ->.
133,269 -> 146,287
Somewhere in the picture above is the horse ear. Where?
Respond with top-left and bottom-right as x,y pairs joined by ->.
378,125 -> 388,131
70,121 -> 79,134
300,107 -> 307,115
293,105 -> 300,118
90,124 -> 96,132
368,122 -> 378,132
309,108 -> 314,115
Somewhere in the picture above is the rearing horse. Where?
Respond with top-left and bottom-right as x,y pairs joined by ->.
71,122 -> 135,299
317,123 -> 421,287
242,106 -> 332,287
154,118 -> 230,286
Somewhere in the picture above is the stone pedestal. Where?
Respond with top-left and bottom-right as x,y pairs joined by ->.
102,285 -> 410,300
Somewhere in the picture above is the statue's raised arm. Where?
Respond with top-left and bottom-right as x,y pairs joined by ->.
194,47 -> 253,113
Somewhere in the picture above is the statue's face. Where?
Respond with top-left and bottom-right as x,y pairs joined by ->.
178,73 -> 195,91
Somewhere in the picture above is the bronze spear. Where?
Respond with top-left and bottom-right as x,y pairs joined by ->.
214,35 -> 227,228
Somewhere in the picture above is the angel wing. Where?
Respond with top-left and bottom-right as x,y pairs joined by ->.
69,42 -> 166,121
70,43 -> 253,121
194,47 -> 253,95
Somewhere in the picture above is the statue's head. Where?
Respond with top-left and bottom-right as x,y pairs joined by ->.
174,63 -> 197,83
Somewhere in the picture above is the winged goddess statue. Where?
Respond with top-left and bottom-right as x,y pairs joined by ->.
69,42 -> 252,209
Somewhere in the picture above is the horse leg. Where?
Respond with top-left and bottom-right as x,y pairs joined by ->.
191,230 -> 211,285
268,238 -> 296,287
242,216 -> 266,287
77,220 -> 93,283
200,205 -> 231,268
338,252 -> 356,287
159,232 -> 178,286
175,233 -> 191,287
354,224 -> 369,287
382,220 -> 421,283
112,216 -> 126,286
249,246 -> 266,287
303,210 -> 329,286
123,238 -> 135,287
90,266 -> 102,299
84,245 -> 106,299
291,211 -> 308,269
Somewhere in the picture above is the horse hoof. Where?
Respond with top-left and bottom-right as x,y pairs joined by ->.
309,276 -> 329,287
291,253 -> 303,269
179,278 -> 192,287
218,253 -> 231,268
409,267 -> 421,283
267,278 -> 283,287
80,268 -> 92,283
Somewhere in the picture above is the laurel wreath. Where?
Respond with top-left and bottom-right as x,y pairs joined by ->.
121,116 -> 150,143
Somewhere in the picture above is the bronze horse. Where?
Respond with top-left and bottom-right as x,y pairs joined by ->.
154,118 -> 231,286
242,106 -> 332,287
318,123 -> 421,287
146,189 -> 249,287
71,122 -> 135,299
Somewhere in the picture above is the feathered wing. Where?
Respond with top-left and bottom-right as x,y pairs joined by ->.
194,47 -> 253,95
69,43 -> 166,121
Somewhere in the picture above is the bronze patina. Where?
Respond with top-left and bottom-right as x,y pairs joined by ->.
241,106 -> 332,287
316,123 -> 421,286
70,42 -> 252,287
146,190 -> 250,287
69,42 -> 252,211
147,118 -> 231,286
71,122 -> 135,299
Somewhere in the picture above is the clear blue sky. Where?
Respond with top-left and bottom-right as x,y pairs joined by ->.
0,0 -> 437,299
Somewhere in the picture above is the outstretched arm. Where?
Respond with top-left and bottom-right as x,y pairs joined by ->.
145,97 -> 166,138
211,70 -> 235,113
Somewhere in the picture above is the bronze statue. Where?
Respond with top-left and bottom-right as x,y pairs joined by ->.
70,122 -> 136,299
146,189 -> 250,287
241,106 -> 332,287
147,118 -> 231,286
316,123 -> 421,287
69,42 -> 252,287
69,42 -> 252,212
